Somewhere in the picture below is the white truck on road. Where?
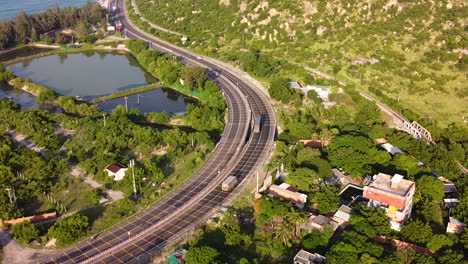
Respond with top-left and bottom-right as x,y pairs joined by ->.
221,176 -> 238,191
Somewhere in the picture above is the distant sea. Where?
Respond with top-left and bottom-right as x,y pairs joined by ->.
0,0 -> 97,21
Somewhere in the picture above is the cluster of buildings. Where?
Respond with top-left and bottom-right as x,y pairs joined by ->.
438,175 -> 465,234
267,139 -> 465,263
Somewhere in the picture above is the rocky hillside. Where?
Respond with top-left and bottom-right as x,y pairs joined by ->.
135,0 -> 467,124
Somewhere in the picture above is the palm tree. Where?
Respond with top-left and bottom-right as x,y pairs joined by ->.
288,211 -> 306,239
274,221 -> 294,246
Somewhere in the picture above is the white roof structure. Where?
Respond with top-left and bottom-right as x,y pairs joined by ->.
302,85 -> 332,100
380,143 -> 405,155
289,81 -> 302,89
333,205 -> 353,222
293,249 -> 326,264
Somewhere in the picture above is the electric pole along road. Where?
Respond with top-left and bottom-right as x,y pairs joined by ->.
40,0 -> 276,263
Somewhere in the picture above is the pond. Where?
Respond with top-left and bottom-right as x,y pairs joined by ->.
0,81 -> 60,112
98,88 -> 197,115
5,50 -> 194,113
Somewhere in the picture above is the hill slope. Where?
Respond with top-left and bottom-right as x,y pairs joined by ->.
135,0 -> 467,124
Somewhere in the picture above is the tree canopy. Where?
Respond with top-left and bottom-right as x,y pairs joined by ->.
186,246 -> 219,264
48,214 -> 89,245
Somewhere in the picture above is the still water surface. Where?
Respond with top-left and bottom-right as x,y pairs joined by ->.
0,0 -> 96,21
7,51 -> 157,101
3,51 -> 195,113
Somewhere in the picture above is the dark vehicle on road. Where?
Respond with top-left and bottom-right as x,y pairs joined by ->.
254,115 -> 262,133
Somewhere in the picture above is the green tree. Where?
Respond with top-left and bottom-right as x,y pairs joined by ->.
114,198 -> 135,217
285,167 -> 320,191
185,246 -> 219,264
302,229 -> 332,254
314,185 -> 339,214
392,153 -> 422,179
437,250 -> 466,264
75,21 -> 90,39
400,220 -> 432,244
426,234 -> 453,252
269,77 -> 294,103
147,112 -> 170,125
48,214 -> 89,245
415,175 -> 444,202
220,213 -> 251,246
11,221 -> 39,243
350,206 -> 391,238
327,135 -> 391,177
126,39 -> 147,54
13,12 -> 31,44
37,89 -> 57,104
353,101 -> 382,129
182,67 -> 207,91
273,220 -> 294,246
85,189 -> 99,205
0,21 -> 14,49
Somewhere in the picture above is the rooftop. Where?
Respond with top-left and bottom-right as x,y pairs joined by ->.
380,143 -> 405,155
269,184 -> 307,206
367,173 -> 415,197
105,163 -> 127,174
333,205 -> 354,221
294,249 -> 326,264
289,81 -> 302,89
303,215 -> 339,232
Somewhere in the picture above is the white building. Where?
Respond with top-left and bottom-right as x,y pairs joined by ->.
380,143 -> 405,155
105,163 -> 128,181
294,249 -> 326,264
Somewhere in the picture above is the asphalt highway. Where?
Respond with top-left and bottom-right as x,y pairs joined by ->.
39,0 -> 276,263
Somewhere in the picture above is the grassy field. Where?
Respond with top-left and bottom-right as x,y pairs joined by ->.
132,0 -> 467,125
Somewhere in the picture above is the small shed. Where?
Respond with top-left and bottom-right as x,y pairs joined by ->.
167,248 -> 187,264
105,163 -> 128,181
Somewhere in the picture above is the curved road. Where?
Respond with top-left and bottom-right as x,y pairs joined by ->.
40,0 -> 276,263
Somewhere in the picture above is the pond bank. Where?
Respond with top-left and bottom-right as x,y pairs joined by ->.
1,43 -> 128,65
90,83 -> 164,103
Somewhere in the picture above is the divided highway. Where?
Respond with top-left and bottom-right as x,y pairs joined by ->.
40,0 -> 276,263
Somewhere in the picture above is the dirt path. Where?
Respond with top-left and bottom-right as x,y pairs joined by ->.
70,165 -> 125,202
0,229 -> 61,264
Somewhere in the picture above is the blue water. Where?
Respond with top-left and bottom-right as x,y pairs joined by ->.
0,0 -> 97,21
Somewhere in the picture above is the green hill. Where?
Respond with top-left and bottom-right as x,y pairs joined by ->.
134,0 -> 467,124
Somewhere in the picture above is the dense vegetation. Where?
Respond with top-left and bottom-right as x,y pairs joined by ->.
126,39 -> 227,134
177,86 -> 467,263
0,2 -> 106,49
133,0 -> 466,124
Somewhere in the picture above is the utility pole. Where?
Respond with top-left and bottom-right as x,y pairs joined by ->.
103,113 -> 106,126
5,188 -> 17,207
256,172 -> 259,194
130,159 -> 137,199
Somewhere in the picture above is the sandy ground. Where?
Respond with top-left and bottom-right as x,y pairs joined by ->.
0,229 -> 61,264
6,130 -> 48,154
